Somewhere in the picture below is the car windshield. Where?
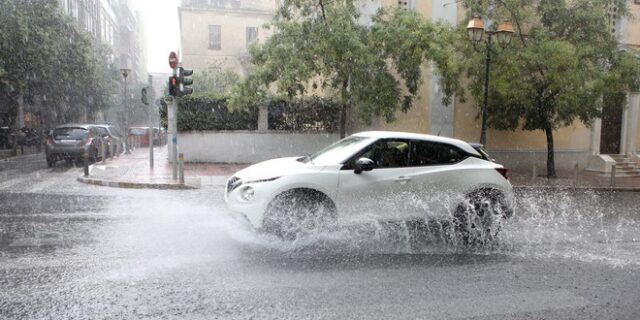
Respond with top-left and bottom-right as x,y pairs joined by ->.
306,136 -> 374,165
52,127 -> 87,140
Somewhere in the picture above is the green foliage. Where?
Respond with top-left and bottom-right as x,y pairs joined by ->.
192,64 -> 240,95
451,0 -> 640,177
229,1 -> 458,136
160,95 -> 340,132
0,0 -> 120,127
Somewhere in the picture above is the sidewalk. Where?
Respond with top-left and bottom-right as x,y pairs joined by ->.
510,168 -> 640,191
77,146 -> 247,189
77,146 -> 640,191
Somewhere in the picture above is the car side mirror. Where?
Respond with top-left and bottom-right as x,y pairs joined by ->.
354,157 -> 375,174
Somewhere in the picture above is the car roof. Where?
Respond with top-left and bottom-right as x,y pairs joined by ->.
353,131 -> 481,156
55,123 -> 93,129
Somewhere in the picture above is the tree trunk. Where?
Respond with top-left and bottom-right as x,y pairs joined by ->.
339,103 -> 347,138
16,93 -> 25,129
544,123 -> 557,178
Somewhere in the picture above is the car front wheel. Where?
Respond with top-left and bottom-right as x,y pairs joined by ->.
262,189 -> 337,241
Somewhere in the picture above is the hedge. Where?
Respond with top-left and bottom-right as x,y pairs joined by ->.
160,95 -> 340,132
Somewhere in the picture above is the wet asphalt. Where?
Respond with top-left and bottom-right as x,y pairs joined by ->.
1,164 -> 640,319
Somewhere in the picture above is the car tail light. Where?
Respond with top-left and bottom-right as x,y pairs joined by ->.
84,135 -> 93,146
495,168 -> 509,180
46,137 -> 54,145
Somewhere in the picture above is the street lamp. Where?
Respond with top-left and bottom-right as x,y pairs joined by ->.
120,68 -> 131,154
467,16 -> 514,146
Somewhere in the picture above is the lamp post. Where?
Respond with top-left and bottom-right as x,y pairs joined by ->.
467,16 -> 514,146
120,68 -> 131,154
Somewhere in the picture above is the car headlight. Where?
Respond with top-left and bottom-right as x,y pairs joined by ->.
240,186 -> 255,201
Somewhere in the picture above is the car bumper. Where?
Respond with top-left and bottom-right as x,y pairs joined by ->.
46,146 -> 89,160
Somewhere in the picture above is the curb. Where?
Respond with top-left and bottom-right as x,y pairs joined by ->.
77,175 -> 198,190
513,185 -> 640,192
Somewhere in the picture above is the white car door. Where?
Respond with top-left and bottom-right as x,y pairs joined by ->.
337,138 -> 471,223
336,139 -> 418,222
397,139 -> 470,220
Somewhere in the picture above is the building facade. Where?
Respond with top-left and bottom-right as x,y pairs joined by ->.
59,0 -> 148,127
178,0 -> 276,75
362,0 -> 640,173
178,0 -> 640,173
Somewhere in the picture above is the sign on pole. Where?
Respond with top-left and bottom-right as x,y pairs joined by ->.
169,51 -> 178,69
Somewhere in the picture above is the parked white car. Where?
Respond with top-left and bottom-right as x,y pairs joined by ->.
225,131 -> 514,242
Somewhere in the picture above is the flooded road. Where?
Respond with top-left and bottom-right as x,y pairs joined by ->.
1,167 -> 639,319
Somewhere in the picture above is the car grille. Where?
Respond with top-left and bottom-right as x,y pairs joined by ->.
226,176 -> 241,193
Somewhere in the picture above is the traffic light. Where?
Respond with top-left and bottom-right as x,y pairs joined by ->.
178,67 -> 193,96
168,76 -> 178,96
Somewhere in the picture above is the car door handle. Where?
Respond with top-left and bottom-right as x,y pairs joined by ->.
394,176 -> 411,184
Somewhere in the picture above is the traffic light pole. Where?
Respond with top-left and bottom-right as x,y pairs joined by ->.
168,96 -> 177,165
148,75 -> 154,169
166,52 -> 193,181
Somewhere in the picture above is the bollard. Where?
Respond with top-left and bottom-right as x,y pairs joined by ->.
83,152 -> 89,177
101,138 -> 107,164
572,161 -> 579,187
178,153 -> 184,184
110,140 -> 115,160
531,164 -> 537,184
610,164 -> 616,188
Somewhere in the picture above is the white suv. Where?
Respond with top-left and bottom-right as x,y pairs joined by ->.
225,131 -> 514,242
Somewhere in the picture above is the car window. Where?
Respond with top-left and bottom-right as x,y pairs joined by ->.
359,139 -> 410,168
409,140 -> 466,166
52,127 -> 88,140
96,127 -> 109,137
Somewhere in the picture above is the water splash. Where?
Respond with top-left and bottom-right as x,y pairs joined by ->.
224,189 -> 640,266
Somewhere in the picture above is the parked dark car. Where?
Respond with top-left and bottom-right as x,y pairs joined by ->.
45,124 -> 105,167
93,123 -> 125,156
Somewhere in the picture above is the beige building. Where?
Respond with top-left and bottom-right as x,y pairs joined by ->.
178,0 -> 640,174
178,0 -> 276,75
363,0 -> 640,174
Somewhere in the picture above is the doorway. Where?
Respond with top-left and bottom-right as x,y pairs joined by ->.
600,97 -> 624,154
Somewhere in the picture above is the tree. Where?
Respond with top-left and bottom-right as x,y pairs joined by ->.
451,0 -> 640,178
0,0 -> 119,129
229,0 -> 459,137
192,63 -> 240,95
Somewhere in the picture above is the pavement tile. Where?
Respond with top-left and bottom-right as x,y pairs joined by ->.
78,145 -> 247,189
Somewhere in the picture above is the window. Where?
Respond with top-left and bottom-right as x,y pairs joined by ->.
95,127 -> 109,138
53,128 -> 88,140
359,139 -> 410,168
409,141 -> 466,166
246,27 -> 258,46
208,25 -> 221,50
